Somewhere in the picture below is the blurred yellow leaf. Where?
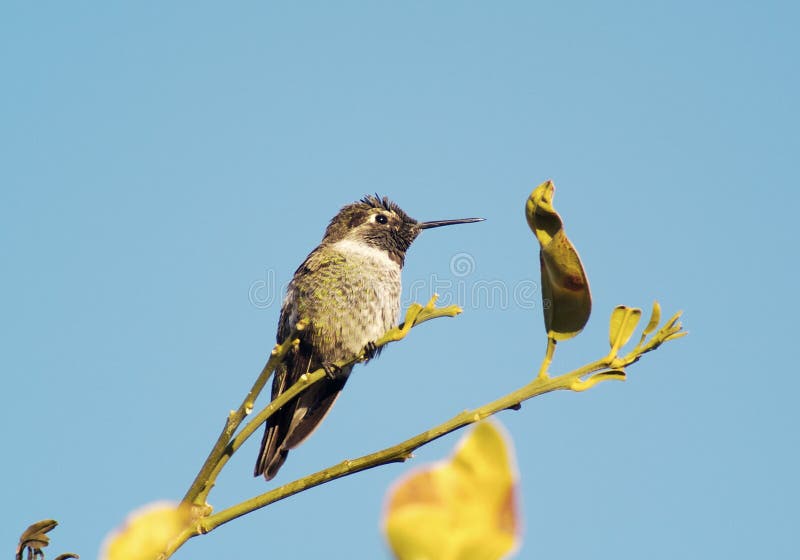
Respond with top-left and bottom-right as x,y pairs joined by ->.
100,501 -> 192,560
383,421 -> 520,560
525,180 -> 591,340
609,305 -> 642,351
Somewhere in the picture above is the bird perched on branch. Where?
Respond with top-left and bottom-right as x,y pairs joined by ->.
254,195 -> 483,480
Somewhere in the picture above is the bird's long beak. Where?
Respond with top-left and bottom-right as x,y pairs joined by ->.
419,217 -> 485,230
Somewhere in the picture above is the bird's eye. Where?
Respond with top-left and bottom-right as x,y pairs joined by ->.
375,214 -> 389,224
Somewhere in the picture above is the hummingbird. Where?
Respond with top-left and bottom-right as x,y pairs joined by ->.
254,195 -> 483,480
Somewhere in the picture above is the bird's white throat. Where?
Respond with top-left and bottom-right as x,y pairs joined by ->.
332,239 -> 401,270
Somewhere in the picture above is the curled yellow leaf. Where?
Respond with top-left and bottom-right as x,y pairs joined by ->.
383,421 -> 520,560
642,301 -> 661,337
17,520 -> 58,559
526,180 -> 591,340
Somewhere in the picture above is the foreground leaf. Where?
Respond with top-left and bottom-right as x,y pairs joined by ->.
100,502 -> 192,560
383,420 -> 520,560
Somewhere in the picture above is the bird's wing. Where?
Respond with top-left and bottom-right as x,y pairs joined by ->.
255,249 -> 349,480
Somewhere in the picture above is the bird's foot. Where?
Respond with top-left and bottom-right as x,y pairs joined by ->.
322,362 -> 344,380
363,341 -> 378,361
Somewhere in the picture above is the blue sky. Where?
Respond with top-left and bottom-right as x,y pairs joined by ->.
2,1 -> 798,558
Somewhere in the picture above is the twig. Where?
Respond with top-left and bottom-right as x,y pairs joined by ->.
181,296 -> 461,508
165,306 -> 684,553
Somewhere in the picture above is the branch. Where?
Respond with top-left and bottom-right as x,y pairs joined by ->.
169,305 -> 685,547
181,319 -> 307,506
181,296 -> 461,509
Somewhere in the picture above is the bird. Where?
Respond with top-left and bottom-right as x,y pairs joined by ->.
254,194 -> 483,480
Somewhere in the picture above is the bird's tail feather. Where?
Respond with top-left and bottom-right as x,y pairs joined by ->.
254,368 -> 349,480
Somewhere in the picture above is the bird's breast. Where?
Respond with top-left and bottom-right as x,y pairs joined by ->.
285,240 -> 402,360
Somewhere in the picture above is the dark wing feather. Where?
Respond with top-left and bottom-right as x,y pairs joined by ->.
254,248 -> 352,480
253,358 -> 293,479
254,285 -> 300,478
254,335 -> 350,480
282,372 -> 347,450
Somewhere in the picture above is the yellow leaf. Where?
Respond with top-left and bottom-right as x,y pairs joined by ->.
608,305 -> 642,351
383,421 -> 520,560
525,180 -> 591,340
100,501 -> 192,560
642,301 -> 661,337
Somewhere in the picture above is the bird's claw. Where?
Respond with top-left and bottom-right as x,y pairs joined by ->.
363,341 -> 378,361
322,362 -> 343,380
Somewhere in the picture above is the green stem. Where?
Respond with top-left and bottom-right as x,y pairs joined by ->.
537,337 -> 557,379
164,305 -> 684,558
181,297 -> 461,508
195,363 -> 611,533
182,322 -> 307,506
